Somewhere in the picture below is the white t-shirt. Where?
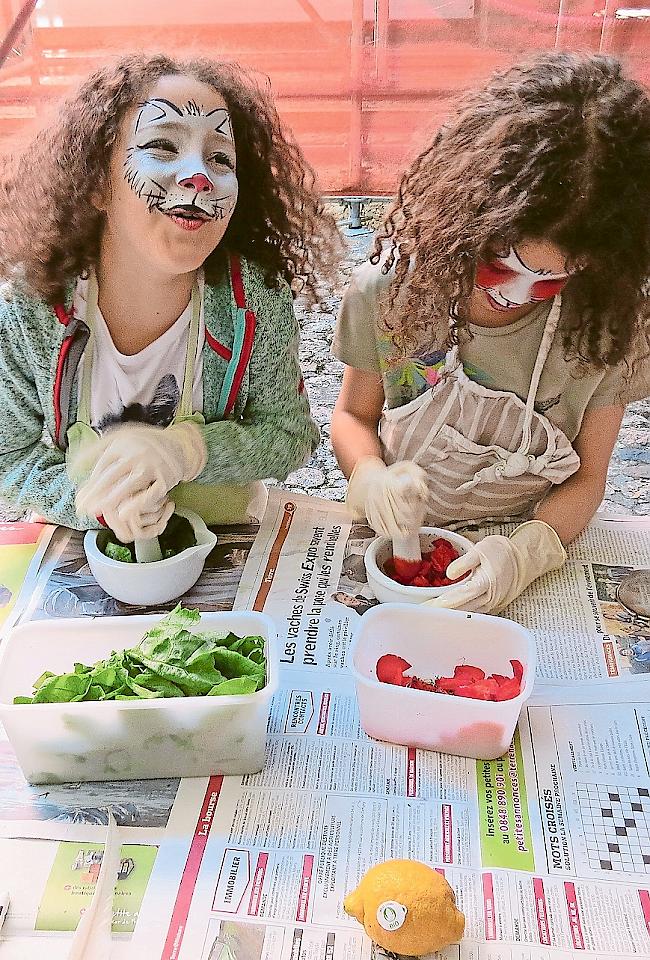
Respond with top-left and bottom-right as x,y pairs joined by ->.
74,275 -> 204,431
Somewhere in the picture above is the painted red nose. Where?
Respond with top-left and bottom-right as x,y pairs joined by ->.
179,173 -> 213,193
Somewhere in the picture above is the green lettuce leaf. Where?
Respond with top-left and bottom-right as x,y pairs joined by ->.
207,677 -> 258,696
104,542 -> 134,563
13,605 -> 267,704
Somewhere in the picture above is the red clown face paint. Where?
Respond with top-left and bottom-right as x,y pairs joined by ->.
475,247 -> 569,311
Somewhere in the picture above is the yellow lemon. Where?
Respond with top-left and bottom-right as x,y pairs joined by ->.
344,859 -> 465,957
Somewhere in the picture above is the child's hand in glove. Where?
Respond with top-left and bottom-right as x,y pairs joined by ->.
424,520 -> 566,613
346,455 -> 429,537
75,422 -> 206,540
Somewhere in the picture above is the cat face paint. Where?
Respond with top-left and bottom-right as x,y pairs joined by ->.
475,247 -> 569,312
124,97 -> 238,228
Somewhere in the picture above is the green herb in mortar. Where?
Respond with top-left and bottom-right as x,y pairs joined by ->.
99,514 -> 197,563
14,605 -> 266,703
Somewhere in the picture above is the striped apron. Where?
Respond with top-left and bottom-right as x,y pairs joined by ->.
379,295 -> 581,528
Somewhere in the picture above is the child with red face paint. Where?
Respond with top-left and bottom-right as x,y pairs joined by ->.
332,53 -> 650,614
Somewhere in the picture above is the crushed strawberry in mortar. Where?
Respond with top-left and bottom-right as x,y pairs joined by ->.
376,655 -> 524,701
383,538 -> 469,588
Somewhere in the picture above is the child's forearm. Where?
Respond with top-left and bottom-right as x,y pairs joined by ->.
534,470 -> 607,545
331,408 -> 383,479
0,440 -> 97,530
534,403 -> 624,545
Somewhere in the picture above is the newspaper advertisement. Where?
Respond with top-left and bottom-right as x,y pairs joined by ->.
2,490 -> 650,959
0,831 -> 156,959
0,522 -> 57,638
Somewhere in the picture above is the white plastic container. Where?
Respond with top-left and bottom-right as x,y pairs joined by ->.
84,507 -> 217,606
364,527 -> 474,604
350,603 -> 535,760
0,612 -> 278,783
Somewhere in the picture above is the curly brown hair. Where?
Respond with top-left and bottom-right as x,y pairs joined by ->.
0,52 -> 340,304
373,52 -> 650,369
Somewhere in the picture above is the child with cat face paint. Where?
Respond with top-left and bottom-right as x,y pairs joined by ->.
0,54 -> 338,539
332,53 -> 650,614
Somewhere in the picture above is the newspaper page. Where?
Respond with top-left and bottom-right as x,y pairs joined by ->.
3,491 -> 650,958
132,681 -> 650,959
130,490 -> 650,960
235,492 -> 650,686
505,518 -> 650,685
15,522 -> 258,623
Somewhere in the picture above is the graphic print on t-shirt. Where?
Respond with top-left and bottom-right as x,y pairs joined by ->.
97,374 -> 181,431
378,337 -> 489,407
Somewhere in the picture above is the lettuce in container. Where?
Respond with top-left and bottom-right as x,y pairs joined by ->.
14,605 -> 266,704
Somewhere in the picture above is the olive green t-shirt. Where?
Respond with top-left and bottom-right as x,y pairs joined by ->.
333,259 -> 649,442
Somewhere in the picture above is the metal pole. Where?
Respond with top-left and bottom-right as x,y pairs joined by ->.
349,0 -> 364,190
0,0 -> 36,71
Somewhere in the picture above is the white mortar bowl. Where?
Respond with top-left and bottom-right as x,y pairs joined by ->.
84,507 -> 217,606
365,526 -> 474,604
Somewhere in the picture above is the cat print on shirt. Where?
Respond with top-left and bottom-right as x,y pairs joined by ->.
97,374 -> 180,431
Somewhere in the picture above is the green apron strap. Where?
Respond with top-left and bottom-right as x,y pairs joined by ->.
178,282 -> 202,419
216,306 -> 246,419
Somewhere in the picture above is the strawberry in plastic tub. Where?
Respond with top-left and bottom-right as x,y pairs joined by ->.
376,654 -> 524,701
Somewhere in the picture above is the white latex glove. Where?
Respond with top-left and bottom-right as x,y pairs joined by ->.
424,520 -> 566,614
75,422 -> 206,541
93,492 -> 176,544
346,455 -> 429,538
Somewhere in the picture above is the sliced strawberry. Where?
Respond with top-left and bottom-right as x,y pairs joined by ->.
382,538 -> 468,588
453,678 -> 500,700
383,557 -> 411,585
433,675 -> 467,694
392,556 -> 424,580
410,575 -> 430,587
494,678 -> 521,701
511,659 -> 524,683
427,545 -> 449,574
453,664 -> 485,683
376,654 -> 412,686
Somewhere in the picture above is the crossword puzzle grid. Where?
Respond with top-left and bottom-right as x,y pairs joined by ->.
577,783 -> 650,874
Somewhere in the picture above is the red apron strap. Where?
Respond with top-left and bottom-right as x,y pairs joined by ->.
51,304 -> 89,450
53,303 -> 72,445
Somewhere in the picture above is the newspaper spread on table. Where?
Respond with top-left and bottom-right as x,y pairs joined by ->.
0,489 -> 649,959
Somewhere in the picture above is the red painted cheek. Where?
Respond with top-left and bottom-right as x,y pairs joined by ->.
475,262 -> 515,288
531,278 -> 568,300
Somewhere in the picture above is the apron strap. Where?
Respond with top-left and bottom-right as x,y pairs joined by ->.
178,282 -> 202,419
52,298 -> 92,449
518,294 -> 561,455
53,321 -> 90,450
77,272 -> 99,426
